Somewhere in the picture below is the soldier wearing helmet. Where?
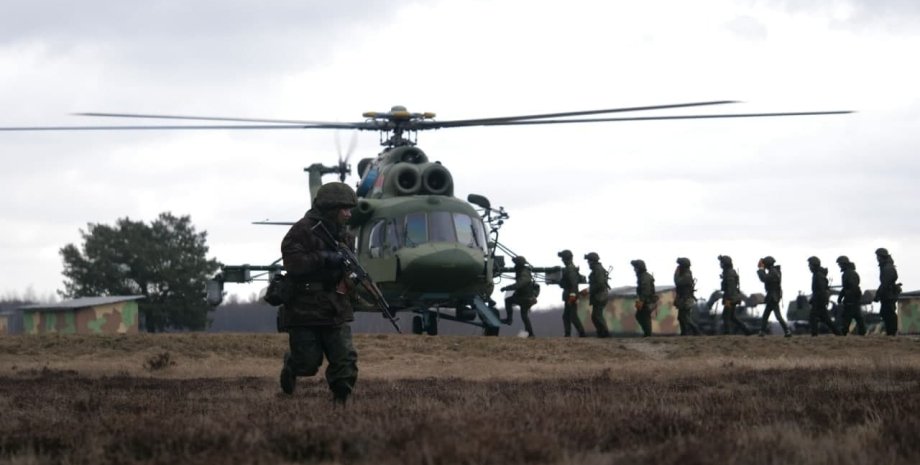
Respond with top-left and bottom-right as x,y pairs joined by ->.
585,252 -> 611,338
673,257 -> 702,336
807,256 -> 841,336
500,255 -> 537,337
557,249 -> 586,337
836,256 -> 866,336
278,182 -> 359,403
719,255 -> 753,335
874,248 -> 901,336
630,259 -> 656,337
756,256 -> 791,337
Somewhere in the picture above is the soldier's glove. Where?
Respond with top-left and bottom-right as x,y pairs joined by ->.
634,300 -> 643,310
500,286 -> 511,292
567,293 -> 578,304
722,298 -> 731,307
319,251 -> 345,269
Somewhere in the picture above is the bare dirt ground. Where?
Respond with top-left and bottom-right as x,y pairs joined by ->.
1,333 -> 919,464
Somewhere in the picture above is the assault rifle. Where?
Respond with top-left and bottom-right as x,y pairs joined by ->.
311,221 -> 401,333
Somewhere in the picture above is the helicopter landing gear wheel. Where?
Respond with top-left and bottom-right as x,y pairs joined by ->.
412,316 -> 424,335
425,313 -> 438,336
483,326 -> 500,336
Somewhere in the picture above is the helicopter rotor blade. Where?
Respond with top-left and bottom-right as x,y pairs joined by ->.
74,112 -> 356,126
422,100 -> 740,129
0,123 -> 372,131
433,110 -> 855,127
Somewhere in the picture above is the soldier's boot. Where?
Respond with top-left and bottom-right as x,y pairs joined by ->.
784,330 -> 792,338
331,383 -> 351,406
280,353 -> 296,395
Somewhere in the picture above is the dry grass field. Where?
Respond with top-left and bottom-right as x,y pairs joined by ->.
1,333 -> 919,464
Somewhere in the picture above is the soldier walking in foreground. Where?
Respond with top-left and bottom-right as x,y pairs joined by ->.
807,256 -> 841,336
586,252 -> 611,338
501,255 -> 537,337
631,259 -> 656,337
279,182 -> 359,403
674,257 -> 702,336
558,249 -> 586,337
719,255 -> 754,335
874,248 -> 901,336
757,256 -> 791,337
837,255 -> 867,336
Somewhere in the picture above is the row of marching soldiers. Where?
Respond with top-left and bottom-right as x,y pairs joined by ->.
501,247 -> 902,338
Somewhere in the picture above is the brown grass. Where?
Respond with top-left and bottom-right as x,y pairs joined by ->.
1,334 -> 919,464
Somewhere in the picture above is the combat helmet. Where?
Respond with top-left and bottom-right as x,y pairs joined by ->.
718,255 -> 733,267
630,259 -> 647,272
314,182 -> 357,211
676,257 -> 691,267
836,255 -> 851,267
875,247 -> 890,257
557,249 -> 573,260
762,256 -> 776,267
584,252 -> 600,263
512,255 -> 528,266
807,256 -> 821,267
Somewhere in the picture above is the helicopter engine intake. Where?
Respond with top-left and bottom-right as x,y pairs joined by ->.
388,163 -> 422,195
419,162 -> 453,196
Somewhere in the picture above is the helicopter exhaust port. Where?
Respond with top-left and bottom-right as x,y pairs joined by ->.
420,163 -> 453,196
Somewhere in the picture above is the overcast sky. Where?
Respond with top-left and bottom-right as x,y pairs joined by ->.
1,0 -> 918,309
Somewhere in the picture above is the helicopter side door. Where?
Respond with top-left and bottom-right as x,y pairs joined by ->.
361,218 -> 399,282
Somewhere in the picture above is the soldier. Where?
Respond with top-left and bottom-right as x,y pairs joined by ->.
279,182 -> 359,403
673,257 -> 702,336
836,256 -> 866,336
757,256 -> 791,337
631,259 -> 656,337
557,249 -> 586,337
807,256 -> 841,336
874,248 -> 901,336
586,252 -> 611,338
500,255 -> 536,337
719,255 -> 754,335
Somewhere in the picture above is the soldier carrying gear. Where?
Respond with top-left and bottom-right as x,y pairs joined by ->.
586,252 -> 611,338
757,256 -> 791,337
674,257 -> 702,336
836,255 -> 866,336
719,255 -> 753,335
557,249 -> 586,337
631,259 -> 656,337
278,182 -> 359,403
500,255 -> 537,337
874,248 -> 901,336
807,256 -> 841,337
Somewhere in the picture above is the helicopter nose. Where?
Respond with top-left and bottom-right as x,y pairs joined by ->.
399,245 -> 484,293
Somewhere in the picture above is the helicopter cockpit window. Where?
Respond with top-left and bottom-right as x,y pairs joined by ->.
368,219 -> 386,258
429,211 -> 456,243
404,213 -> 428,247
385,221 -> 399,252
453,213 -> 476,248
471,216 -> 488,252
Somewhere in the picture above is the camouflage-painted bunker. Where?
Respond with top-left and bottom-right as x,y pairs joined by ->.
18,296 -> 144,335
898,290 -> 920,335
577,285 -> 677,336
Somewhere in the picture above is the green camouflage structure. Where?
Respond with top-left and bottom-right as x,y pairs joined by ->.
18,296 -> 143,335
897,290 -> 920,334
576,286 -> 678,336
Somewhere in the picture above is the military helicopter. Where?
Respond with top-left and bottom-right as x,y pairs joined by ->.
1,101 -> 852,335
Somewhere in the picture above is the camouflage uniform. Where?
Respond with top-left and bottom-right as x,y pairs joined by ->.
719,255 -> 753,335
558,250 -> 586,337
279,182 -> 359,403
757,256 -> 791,336
586,252 -> 611,338
631,259 -> 656,337
837,256 -> 866,336
673,257 -> 701,336
874,248 -> 900,336
807,257 -> 841,336
501,255 -> 536,337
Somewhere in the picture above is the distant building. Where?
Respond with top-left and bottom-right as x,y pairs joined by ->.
898,290 -> 920,335
18,296 -> 144,335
